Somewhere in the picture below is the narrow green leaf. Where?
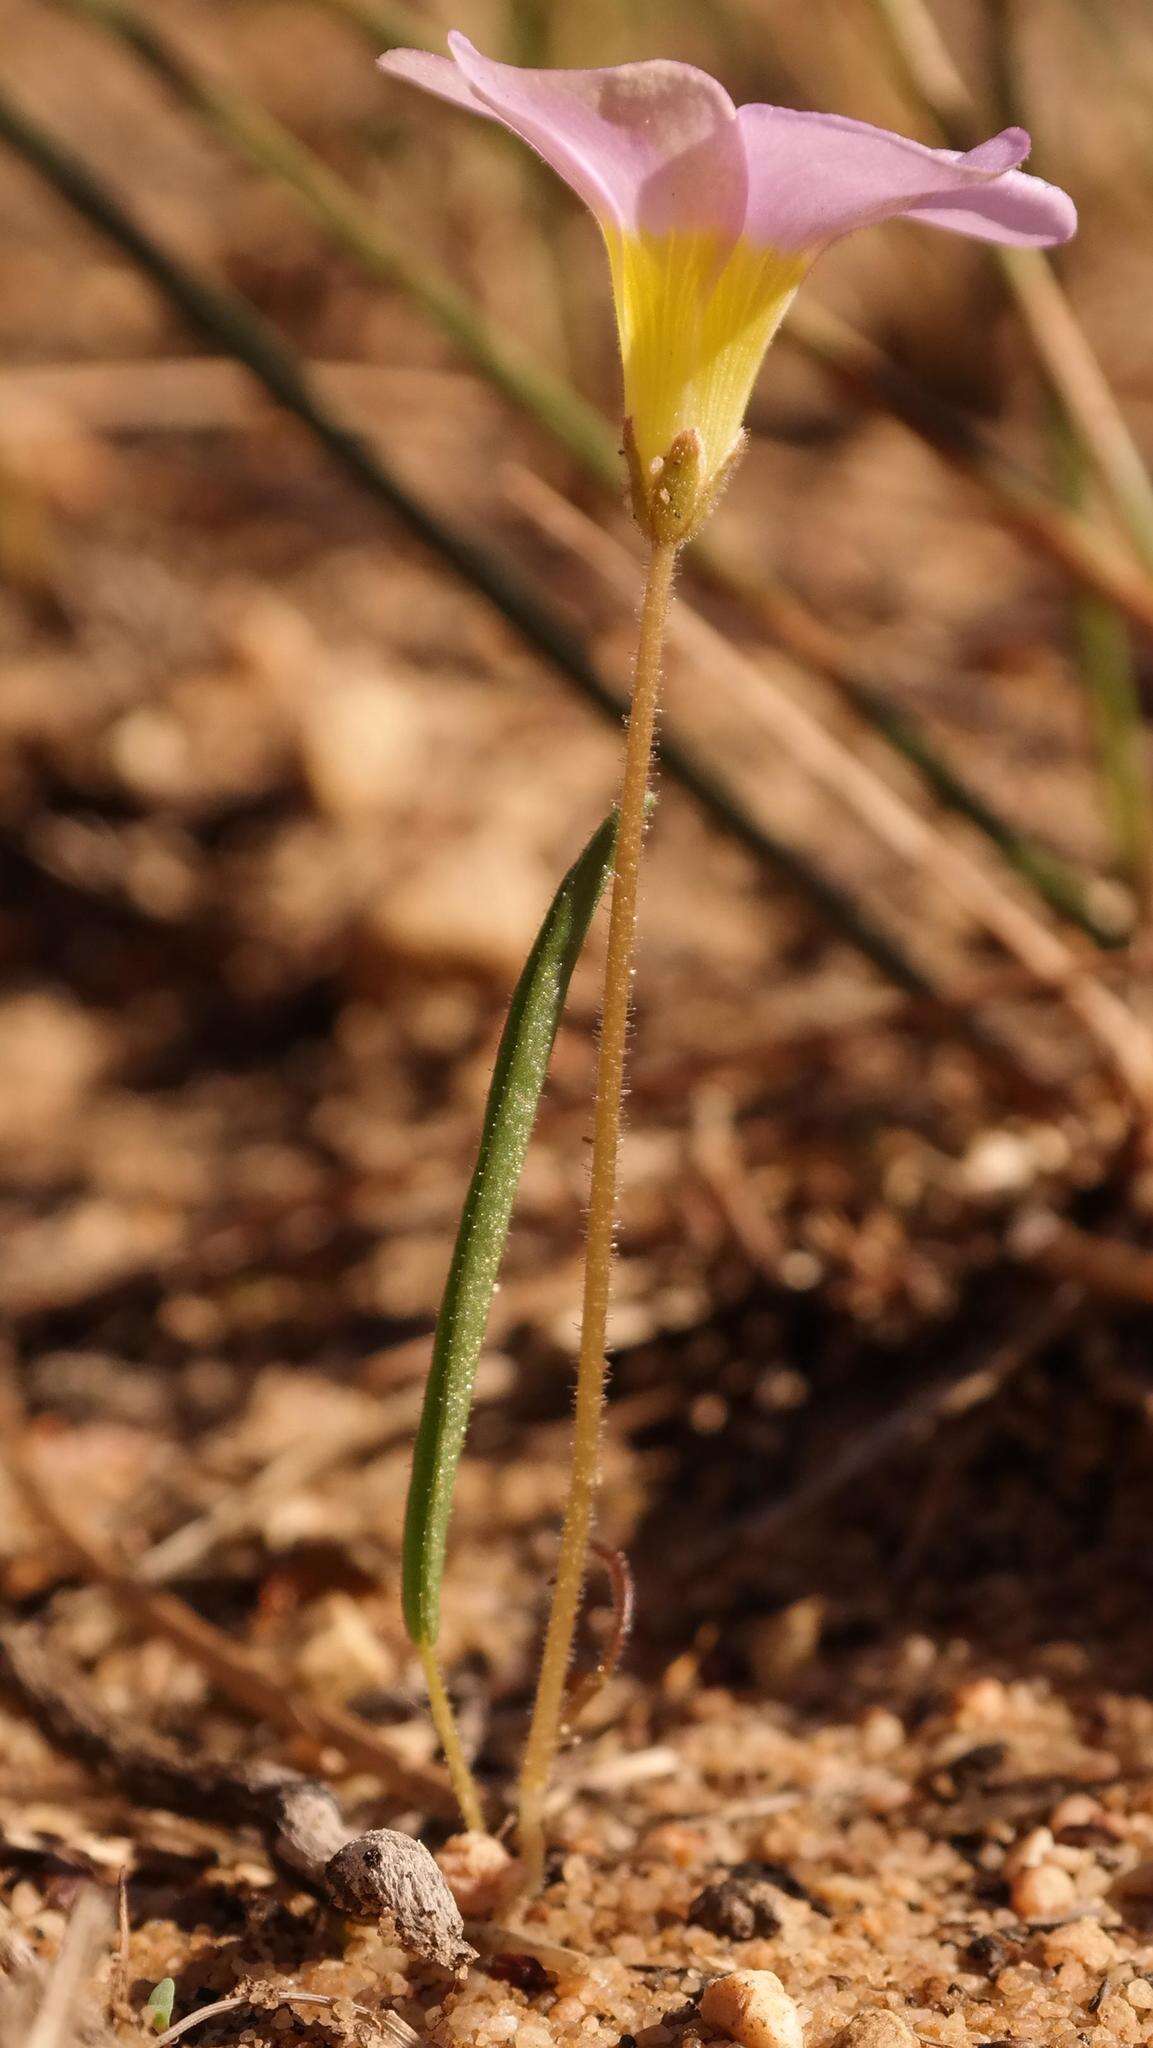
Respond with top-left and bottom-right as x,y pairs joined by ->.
403,812 -> 618,1648
144,1979 -> 176,2033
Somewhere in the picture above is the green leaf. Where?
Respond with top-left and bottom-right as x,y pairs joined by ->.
144,1979 -> 176,2032
402,811 -> 618,1647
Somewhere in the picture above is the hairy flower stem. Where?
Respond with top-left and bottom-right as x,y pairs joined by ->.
418,1640 -> 484,1834
517,535 -> 678,1892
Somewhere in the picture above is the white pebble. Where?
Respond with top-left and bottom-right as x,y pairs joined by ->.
1011,1863 -> 1076,1920
699,1970 -> 804,2048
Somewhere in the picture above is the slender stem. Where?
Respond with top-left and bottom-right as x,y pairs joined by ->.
417,1640 -> 484,1833
516,535 -> 677,1892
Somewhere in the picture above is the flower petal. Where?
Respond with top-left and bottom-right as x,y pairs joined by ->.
901,172 -> 1077,246
377,47 -> 491,117
439,34 -> 746,241
736,107 -> 1073,252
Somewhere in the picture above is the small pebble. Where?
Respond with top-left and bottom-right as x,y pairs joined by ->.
1011,1862 -> 1076,1920
1126,1979 -> 1153,2012
858,1709 -> 905,1761
1050,1794 -> 1105,1835
689,1870 -> 782,1942
699,1969 -> 804,2048
435,1832 -> 518,1919
950,1677 -> 1007,1727
1004,1827 -> 1054,1877
831,2011 -> 918,2048
1043,1920 -> 1115,1971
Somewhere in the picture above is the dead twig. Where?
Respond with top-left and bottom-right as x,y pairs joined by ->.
0,1619 -> 473,1974
25,1887 -> 113,2048
154,1987 -> 419,2046
4,1427 -> 457,1816
691,1088 -> 784,1282
1012,1210 -> 1153,1307
137,1351 -> 510,1586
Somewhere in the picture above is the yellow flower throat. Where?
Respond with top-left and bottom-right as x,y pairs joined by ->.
604,226 -> 807,481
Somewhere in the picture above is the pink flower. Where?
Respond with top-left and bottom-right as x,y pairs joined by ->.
379,36 -> 1076,527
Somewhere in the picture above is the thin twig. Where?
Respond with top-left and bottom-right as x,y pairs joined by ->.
154,1998 -> 247,2046
26,1888 -> 113,2048
4,1427 -> 458,1815
1012,1210 -> 1153,1306
154,1989 -> 420,2046
109,1870 -> 129,2021
510,469 -> 1153,1107
0,80 -> 925,999
137,1352 -> 509,1585
0,1619 -> 473,1972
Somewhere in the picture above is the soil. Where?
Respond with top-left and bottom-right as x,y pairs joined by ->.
3,0 -> 1153,2043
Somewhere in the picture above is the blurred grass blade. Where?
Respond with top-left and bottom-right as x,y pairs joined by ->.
785,301 -> 1153,646
309,0 -> 434,49
865,0 -> 1153,572
1053,405 -> 1153,908
990,0 -> 1153,915
403,810 -> 617,1654
49,0 -> 1127,947
0,76 -> 934,1000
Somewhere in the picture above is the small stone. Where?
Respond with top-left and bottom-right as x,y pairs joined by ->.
435,1832 -> 519,1920
699,1969 -> 803,2048
9,1882 -> 41,1924
950,1676 -> 1007,1727
961,1129 -> 1036,1198
1127,1979 -> 1153,2011
746,1597 -> 825,1686
1004,1827 -> 1055,1877
1011,1862 -> 1076,1921
637,1823 -> 709,1869
688,1871 -> 782,1942
859,1709 -> 905,1761
830,2010 -> 918,2048
1050,1794 -> 1104,1834
1043,1919 -> 1115,1971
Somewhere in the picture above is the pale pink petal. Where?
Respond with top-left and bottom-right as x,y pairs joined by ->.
431,34 -> 747,240
737,106 -> 1074,252
952,131 -> 1032,174
377,47 -> 493,119
901,172 -> 1077,245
